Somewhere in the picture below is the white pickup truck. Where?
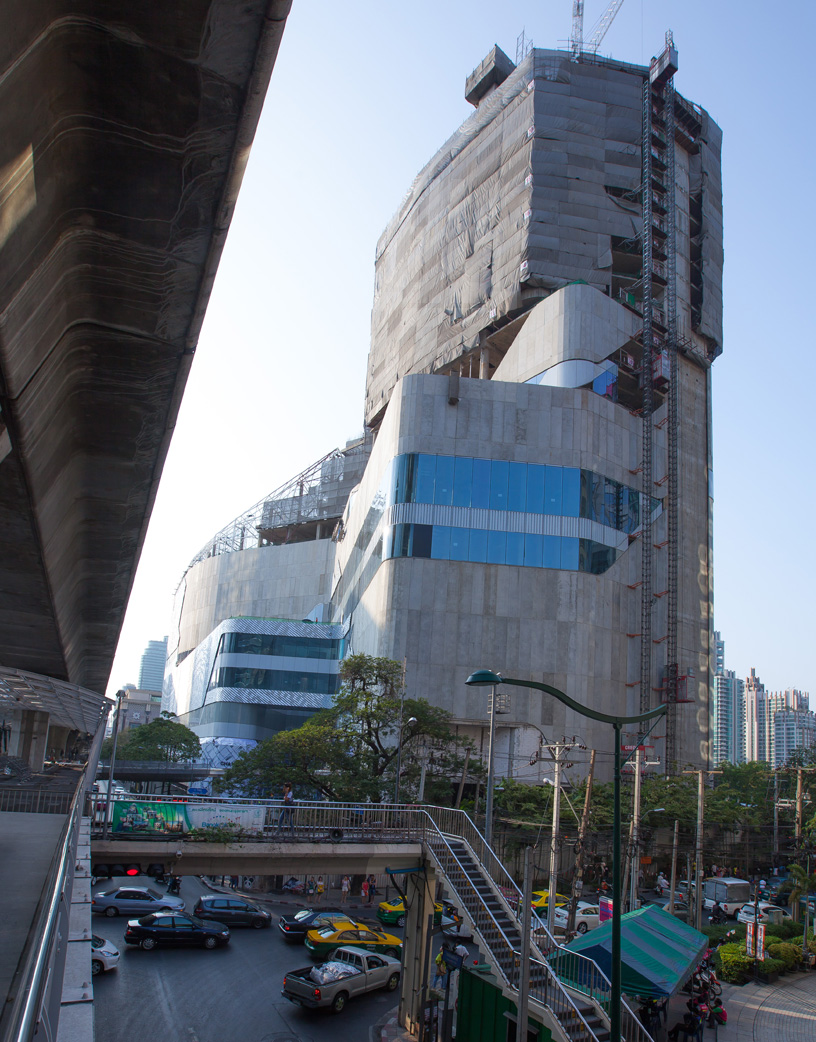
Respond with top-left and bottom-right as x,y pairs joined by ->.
282,945 -> 400,1013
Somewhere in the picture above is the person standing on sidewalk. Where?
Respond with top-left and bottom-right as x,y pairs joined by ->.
316,876 -> 325,904
361,877 -> 369,905
340,875 -> 350,903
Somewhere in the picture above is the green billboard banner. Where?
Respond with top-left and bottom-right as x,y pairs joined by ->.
110,800 -> 266,835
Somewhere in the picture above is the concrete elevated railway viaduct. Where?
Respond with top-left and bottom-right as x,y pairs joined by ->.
0,4 -> 292,1040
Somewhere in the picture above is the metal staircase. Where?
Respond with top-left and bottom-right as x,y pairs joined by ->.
421,813 -> 655,1042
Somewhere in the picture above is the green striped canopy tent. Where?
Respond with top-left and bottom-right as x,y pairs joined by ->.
555,904 -> 709,998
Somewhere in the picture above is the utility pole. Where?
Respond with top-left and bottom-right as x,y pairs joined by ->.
695,770 -> 704,930
773,771 -> 779,865
683,768 -> 720,930
567,750 -> 595,936
629,748 -> 643,912
517,845 -> 533,1042
796,768 -> 804,845
101,689 -> 125,841
668,819 -> 679,916
548,742 -> 564,934
454,748 -> 470,809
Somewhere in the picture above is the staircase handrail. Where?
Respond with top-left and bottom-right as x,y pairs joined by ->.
421,804 -> 653,1042
421,825 -> 601,1042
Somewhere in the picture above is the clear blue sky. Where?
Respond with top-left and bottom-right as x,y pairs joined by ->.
107,1 -> 816,701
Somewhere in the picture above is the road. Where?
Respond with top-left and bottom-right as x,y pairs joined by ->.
92,876 -> 400,1042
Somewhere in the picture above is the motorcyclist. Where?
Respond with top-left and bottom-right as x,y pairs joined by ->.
709,900 -> 726,923
657,871 -> 670,893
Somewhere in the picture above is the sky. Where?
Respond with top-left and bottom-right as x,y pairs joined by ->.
107,0 -> 816,700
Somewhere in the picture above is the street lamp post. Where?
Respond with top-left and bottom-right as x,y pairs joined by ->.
394,715 -> 417,805
101,689 -> 125,841
485,681 -> 498,849
466,670 -> 665,1042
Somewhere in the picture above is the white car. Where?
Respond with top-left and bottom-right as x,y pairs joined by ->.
91,935 -> 120,975
553,901 -> 601,934
735,902 -> 789,926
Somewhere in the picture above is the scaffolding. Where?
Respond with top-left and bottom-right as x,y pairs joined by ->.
181,437 -> 372,580
640,32 -> 684,768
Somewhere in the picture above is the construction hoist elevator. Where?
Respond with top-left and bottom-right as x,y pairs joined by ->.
639,33 -> 685,770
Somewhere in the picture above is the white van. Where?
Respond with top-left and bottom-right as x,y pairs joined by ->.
703,877 -> 752,917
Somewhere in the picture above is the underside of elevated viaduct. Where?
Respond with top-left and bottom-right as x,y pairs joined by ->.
0,0 -> 292,693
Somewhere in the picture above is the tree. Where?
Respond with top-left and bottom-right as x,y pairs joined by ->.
101,717 -> 200,763
215,654 -> 477,802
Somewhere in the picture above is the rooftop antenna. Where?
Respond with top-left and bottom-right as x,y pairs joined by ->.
516,28 -> 533,64
571,0 -> 626,60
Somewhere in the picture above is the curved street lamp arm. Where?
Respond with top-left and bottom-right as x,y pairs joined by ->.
498,676 -> 666,726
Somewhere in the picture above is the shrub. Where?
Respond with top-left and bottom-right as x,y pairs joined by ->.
702,922 -> 746,944
767,942 -> 801,971
759,956 -> 785,977
716,942 -> 754,983
186,821 -> 248,843
774,921 -> 807,942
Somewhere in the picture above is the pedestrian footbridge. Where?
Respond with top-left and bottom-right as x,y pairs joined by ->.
90,793 -> 655,1042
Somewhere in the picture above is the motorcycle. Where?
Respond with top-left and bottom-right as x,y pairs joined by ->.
708,910 -> 728,924
166,876 -> 181,895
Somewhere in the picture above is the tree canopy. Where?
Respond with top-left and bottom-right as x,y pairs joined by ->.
102,715 -> 200,763
215,654 -> 478,803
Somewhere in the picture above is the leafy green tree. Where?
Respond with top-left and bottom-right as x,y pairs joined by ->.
785,862 -> 816,923
215,654 -> 477,802
102,717 -> 200,763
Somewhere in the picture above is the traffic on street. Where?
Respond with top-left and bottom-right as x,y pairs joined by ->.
92,874 -> 427,1042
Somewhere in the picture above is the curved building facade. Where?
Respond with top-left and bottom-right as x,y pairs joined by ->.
165,43 -> 722,781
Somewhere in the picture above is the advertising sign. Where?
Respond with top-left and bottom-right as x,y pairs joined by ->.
110,800 -> 266,835
599,897 -> 613,923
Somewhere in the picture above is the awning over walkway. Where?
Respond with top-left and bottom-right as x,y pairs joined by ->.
560,904 -> 709,998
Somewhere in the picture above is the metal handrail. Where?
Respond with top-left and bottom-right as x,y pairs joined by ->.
1,783 -> 84,1042
421,804 -> 652,1042
0,788 -> 73,814
420,824 -> 600,1042
85,793 -> 649,1041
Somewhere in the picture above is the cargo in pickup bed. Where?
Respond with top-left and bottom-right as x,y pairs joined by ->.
282,945 -> 400,1013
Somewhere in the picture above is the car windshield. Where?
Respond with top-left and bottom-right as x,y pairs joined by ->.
316,927 -> 338,937
91,936 -> 105,949
294,910 -> 312,921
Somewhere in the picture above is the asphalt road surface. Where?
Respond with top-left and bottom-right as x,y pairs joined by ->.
92,876 -> 400,1042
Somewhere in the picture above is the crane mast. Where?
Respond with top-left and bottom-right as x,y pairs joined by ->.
570,0 -> 625,59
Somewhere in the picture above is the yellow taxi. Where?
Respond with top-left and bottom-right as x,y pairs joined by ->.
377,898 -> 443,928
530,890 -> 570,910
305,922 -> 403,958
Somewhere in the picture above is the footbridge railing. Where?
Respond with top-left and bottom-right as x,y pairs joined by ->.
91,792 -> 652,1042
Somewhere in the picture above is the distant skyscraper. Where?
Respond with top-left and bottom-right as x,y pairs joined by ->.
138,636 -> 168,693
711,632 -> 744,765
742,668 -> 811,765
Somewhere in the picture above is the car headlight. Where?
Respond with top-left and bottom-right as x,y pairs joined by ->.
220,930 -> 229,936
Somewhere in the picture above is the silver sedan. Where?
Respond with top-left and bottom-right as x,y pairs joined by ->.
92,885 -> 185,917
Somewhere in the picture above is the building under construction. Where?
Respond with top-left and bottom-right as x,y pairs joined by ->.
165,36 -> 722,779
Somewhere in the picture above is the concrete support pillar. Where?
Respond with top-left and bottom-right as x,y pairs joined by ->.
479,345 -> 490,379
398,863 -> 437,1035
16,709 -> 50,770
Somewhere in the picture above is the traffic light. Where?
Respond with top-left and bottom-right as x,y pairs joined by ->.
92,862 -> 166,879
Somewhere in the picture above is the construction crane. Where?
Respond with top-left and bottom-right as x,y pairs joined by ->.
570,0 -> 625,59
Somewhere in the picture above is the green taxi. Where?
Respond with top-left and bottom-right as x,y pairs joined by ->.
377,898 -> 442,928
304,922 -> 403,958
